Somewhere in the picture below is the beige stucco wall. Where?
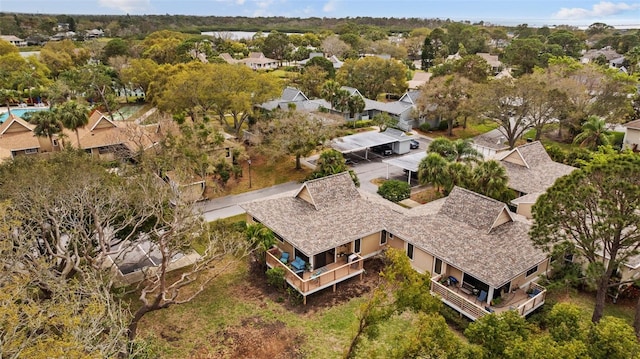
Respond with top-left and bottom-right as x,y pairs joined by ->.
515,203 -> 533,219
623,128 -> 640,150
388,234 -> 405,250
447,265 -> 463,284
296,187 -> 312,204
494,209 -> 512,227
502,151 -> 526,166
510,260 -> 549,289
411,246 -> 434,274
359,232 -> 382,257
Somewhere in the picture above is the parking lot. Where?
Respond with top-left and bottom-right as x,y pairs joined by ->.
344,136 -> 431,194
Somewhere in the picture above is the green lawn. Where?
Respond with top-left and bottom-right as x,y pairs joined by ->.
547,289 -> 635,325
136,260 -> 364,358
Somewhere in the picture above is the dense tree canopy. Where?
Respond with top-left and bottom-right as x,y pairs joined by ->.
530,152 -> 640,327
336,56 -> 408,99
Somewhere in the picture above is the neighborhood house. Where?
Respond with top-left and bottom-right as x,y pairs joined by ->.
241,172 -> 548,319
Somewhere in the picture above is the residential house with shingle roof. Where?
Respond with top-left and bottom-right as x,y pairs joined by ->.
0,114 -> 58,160
497,141 -> 576,218
62,110 -> 160,160
0,35 -> 27,47
242,172 -> 548,318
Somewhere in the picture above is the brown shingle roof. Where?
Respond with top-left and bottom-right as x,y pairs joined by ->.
389,187 -> 545,288
498,141 -> 576,194
64,110 -> 159,151
439,187 -> 511,233
242,176 -> 547,288
0,115 -> 40,160
242,173 -> 403,256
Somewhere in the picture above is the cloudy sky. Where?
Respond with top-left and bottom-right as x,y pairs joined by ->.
2,0 -> 639,27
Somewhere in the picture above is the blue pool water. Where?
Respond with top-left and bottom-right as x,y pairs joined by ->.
0,108 -> 49,123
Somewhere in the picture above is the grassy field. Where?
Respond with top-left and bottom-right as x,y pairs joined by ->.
135,253 -> 638,358
136,260 -> 365,358
418,120 -> 500,140
547,289 -> 635,325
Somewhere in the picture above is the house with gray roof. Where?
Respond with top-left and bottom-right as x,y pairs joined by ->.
497,141 -> 576,218
241,172 -> 548,317
257,86 -> 419,130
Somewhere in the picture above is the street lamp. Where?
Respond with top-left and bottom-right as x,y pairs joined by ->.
247,159 -> 252,188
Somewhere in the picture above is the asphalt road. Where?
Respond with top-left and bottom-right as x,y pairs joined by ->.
198,134 -> 433,221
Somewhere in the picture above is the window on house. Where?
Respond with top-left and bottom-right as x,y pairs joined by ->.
24,148 -> 38,154
407,243 -> 414,260
225,147 -> 231,157
380,230 -> 387,245
434,258 -> 442,274
354,238 -> 361,254
273,232 -> 284,243
389,233 -> 393,238
52,139 -> 59,146
526,265 -> 538,277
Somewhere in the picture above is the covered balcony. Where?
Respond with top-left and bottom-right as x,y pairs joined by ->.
266,247 -> 365,304
430,273 -> 546,321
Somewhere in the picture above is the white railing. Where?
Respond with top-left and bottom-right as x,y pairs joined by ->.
430,275 -> 490,320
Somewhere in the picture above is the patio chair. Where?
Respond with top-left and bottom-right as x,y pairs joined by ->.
280,252 -> 289,264
528,288 -> 541,298
476,290 -> 488,304
291,257 -> 306,276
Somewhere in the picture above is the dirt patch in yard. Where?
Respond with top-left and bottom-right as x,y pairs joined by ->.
209,316 -> 305,359
242,257 -> 386,316
196,258 -> 385,359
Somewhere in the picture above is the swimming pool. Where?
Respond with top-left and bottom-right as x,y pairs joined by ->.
0,108 -> 49,123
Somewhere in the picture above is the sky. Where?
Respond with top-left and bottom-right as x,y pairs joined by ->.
1,0 -> 639,28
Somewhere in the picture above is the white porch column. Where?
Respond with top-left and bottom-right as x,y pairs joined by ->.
407,170 -> 412,183
386,163 -> 389,179
487,287 -> 495,305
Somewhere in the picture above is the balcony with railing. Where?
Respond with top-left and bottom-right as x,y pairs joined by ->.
430,274 -> 546,321
266,248 -> 365,304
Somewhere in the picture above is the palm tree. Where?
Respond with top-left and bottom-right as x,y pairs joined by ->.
471,160 -> 512,201
428,137 -> 482,163
445,162 -> 472,193
573,116 -> 613,150
321,80 -> 341,107
418,152 -> 449,192
28,110 -> 63,150
245,223 -> 276,269
58,101 -> 89,148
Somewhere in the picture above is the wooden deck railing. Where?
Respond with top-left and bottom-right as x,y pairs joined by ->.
266,249 -> 364,295
515,282 -> 547,316
430,275 -> 547,320
430,275 -> 489,320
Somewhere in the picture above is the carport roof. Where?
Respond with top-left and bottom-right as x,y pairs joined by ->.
383,151 -> 427,173
331,131 -> 398,153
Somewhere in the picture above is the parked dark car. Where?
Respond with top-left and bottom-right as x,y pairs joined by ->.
409,139 -> 420,149
371,144 -> 392,156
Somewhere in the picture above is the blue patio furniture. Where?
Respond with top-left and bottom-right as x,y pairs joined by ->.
280,252 -> 289,264
291,257 -> 305,270
291,257 -> 306,275
447,276 -> 459,286
477,290 -> 488,303
528,288 -> 542,298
